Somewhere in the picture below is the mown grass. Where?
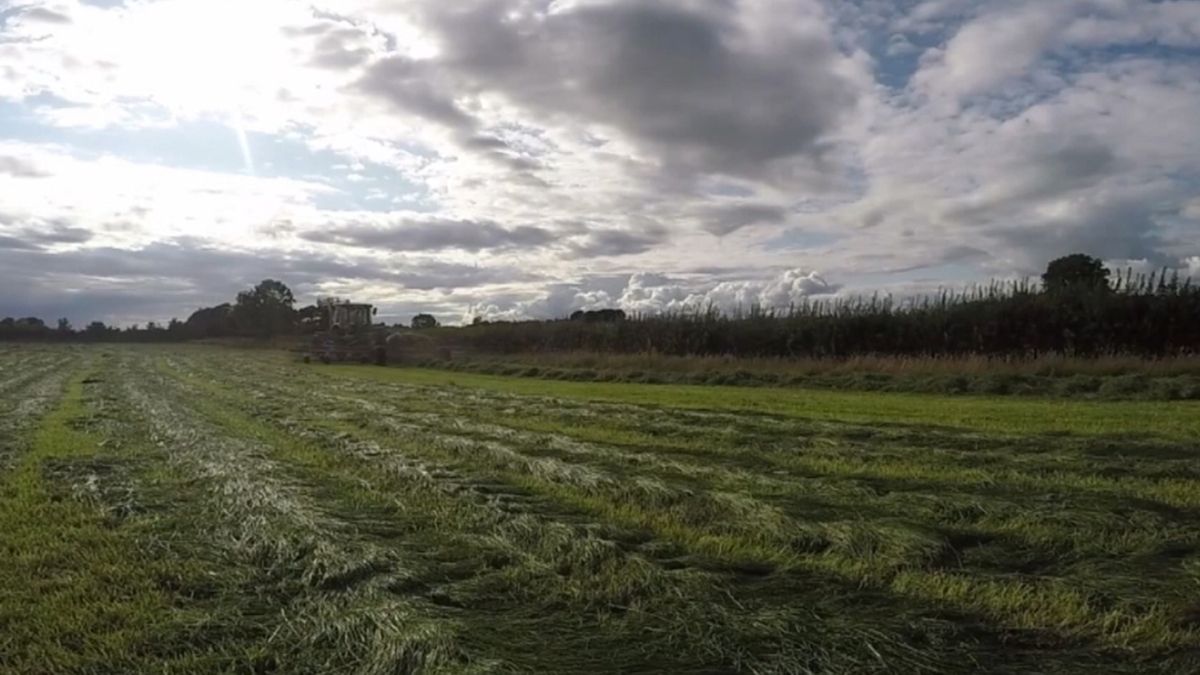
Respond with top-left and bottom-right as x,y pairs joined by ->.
0,366 -> 217,673
175,348 -> 1200,666
152,356 -> 938,672
4,344 -> 1200,673
321,363 -> 1200,440
414,351 -> 1200,400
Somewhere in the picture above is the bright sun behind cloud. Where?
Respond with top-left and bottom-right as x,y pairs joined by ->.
52,0 -> 306,123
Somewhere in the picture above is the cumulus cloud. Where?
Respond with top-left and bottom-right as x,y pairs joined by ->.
912,2 -> 1073,101
1186,256 -> 1200,278
364,0 -> 862,182
470,268 -> 840,321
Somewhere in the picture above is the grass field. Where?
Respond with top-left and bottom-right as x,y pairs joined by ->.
414,351 -> 1200,400
2,344 -> 1199,673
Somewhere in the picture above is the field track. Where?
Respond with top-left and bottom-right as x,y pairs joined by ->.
2,344 -> 1199,673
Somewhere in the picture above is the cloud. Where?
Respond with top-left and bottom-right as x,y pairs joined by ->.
299,216 -> 556,253
0,235 -> 39,251
0,220 -> 94,248
942,133 -> 1123,222
14,6 -> 73,26
1186,256 -> 1200,278
291,20 -> 380,70
912,1 -> 1200,102
991,195 -> 1167,270
370,0 -> 862,182
0,140 -> 335,249
1185,199 -> 1200,222
358,57 -> 475,131
0,155 -> 49,178
699,203 -> 787,236
0,239 -> 541,325
470,267 -> 840,321
912,2 -> 1071,101
566,227 -> 668,258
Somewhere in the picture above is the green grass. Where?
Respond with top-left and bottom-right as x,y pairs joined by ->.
322,363 -> 1200,440
3,344 -> 1200,673
0,368 -> 214,673
405,350 -> 1200,400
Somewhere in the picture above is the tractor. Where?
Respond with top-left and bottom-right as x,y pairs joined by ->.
306,299 -> 388,364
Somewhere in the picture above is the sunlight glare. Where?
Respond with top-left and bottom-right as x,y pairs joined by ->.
233,115 -> 256,175
107,0 -> 301,118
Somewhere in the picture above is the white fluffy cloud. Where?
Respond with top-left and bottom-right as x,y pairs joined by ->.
468,268 -> 839,321
912,1 -> 1200,103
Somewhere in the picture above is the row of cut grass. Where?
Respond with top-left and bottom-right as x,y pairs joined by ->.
318,363 -> 1200,440
0,363 -> 221,673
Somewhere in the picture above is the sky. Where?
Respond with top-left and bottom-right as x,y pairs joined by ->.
1,0 -> 1199,326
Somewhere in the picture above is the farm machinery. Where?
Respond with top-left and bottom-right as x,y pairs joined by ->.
306,300 -> 388,364
303,298 -> 445,366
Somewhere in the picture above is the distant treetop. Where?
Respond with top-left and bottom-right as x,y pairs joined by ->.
570,309 -> 627,323
1042,254 -> 1111,293
411,313 -> 439,329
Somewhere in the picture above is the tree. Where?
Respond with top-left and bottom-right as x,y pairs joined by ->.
1042,254 -> 1111,293
411,314 -> 439,329
234,279 -> 298,337
56,318 -> 72,333
185,304 -> 236,338
84,321 -> 109,338
297,305 -> 324,332
570,308 -> 627,323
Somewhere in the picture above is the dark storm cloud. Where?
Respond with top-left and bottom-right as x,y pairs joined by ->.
299,217 -> 556,252
389,0 -> 859,181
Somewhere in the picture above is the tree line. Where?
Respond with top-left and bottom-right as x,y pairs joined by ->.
0,279 -> 446,342
0,280 -> 302,343
4,255 -> 1199,357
